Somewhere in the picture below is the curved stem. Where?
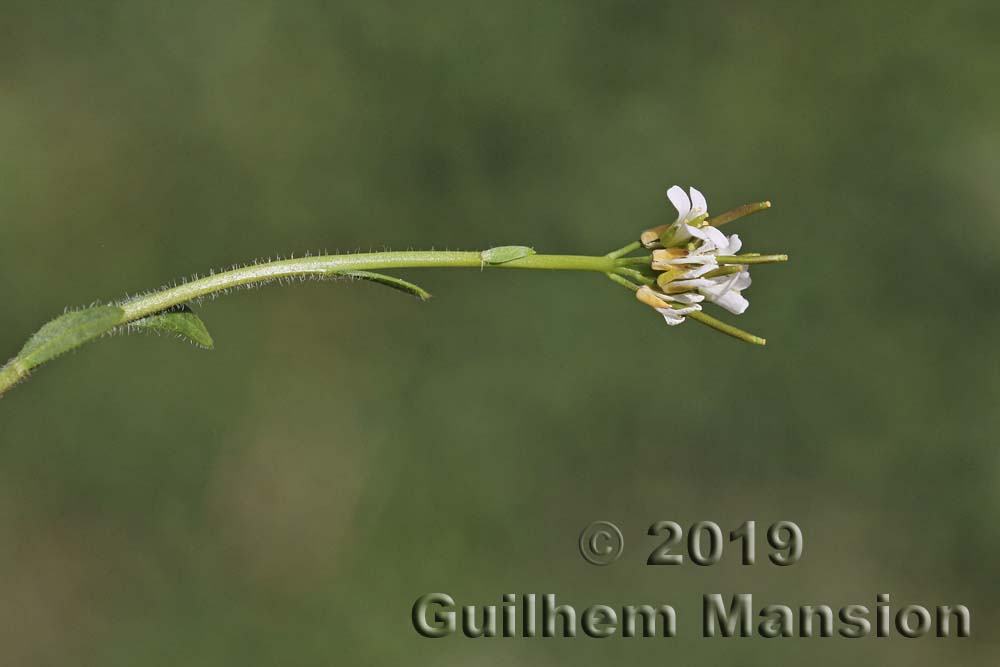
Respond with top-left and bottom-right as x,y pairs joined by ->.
121,251 -> 614,319
1,249 -> 617,398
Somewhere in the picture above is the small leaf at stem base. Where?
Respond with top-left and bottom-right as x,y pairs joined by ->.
131,305 -> 215,349
337,270 -> 432,301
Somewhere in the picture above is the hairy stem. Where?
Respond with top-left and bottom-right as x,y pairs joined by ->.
121,251 -> 615,319
1,250 -> 617,398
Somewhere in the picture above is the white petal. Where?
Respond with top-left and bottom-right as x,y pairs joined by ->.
700,272 -> 740,296
706,268 -> 752,293
655,303 -> 702,325
669,278 -> 714,290
671,223 -> 695,244
688,243 -> 717,257
732,270 -> 752,291
655,308 -> 687,325
679,263 -> 717,279
707,289 -> 749,314
689,187 -> 708,217
687,226 -> 711,243
700,225 -> 729,248
698,271 -> 751,314
666,256 -> 711,265
725,234 -> 743,255
687,225 -> 726,250
666,186 -> 691,224
668,292 -> 705,304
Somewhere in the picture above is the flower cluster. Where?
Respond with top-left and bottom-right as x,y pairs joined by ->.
629,185 -> 784,340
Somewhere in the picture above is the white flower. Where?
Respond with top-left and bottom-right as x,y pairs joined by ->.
668,185 -> 708,224
635,285 -> 703,326
640,185 -> 724,249
651,231 -> 743,276
665,185 -> 730,248
631,184 -> 784,342
662,265 -> 751,316
635,184 -> 766,327
699,268 -> 751,315
648,186 -> 753,317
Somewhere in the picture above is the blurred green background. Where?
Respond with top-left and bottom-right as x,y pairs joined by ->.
2,1 -> 998,664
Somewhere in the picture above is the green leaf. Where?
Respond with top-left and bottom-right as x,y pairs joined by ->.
480,245 -> 536,265
338,270 -> 431,301
131,305 -> 215,349
18,304 -> 125,369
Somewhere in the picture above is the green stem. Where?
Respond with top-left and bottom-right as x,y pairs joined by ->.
605,272 -> 640,291
702,266 -> 744,280
687,310 -> 766,346
605,241 -> 641,259
715,254 -> 788,265
614,255 -> 653,267
1,249 -> 616,398
120,251 -> 614,320
612,267 -> 655,286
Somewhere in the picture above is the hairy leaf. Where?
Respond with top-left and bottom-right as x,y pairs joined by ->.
338,270 -> 431,301
480,245 -> 536,265
131,305 -> 215,349
18,305 -> 125,369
